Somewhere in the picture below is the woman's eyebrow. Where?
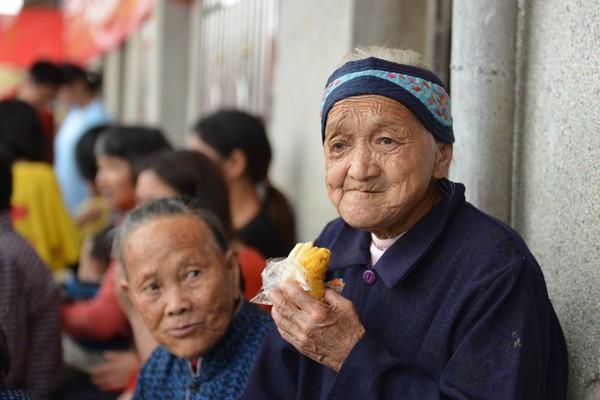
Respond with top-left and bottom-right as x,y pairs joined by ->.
326,111 -> 351,136
370,117 -> 412,134
136,271 -> 157,287
176,253 -> 211,269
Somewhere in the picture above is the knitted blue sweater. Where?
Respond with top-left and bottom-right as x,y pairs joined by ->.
0,386 -> 29,400
134,301 -> 272,400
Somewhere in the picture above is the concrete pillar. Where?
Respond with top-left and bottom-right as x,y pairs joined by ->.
103,46 -> 122,121
157,0 -> 191,145
511,1 -> 600,398
449,1 -> 518,223
119,1 -> 190,145
451,0 -> 600,397
269,0 -> 354,241
352,0 -> 428,56
121,27 -> 143,124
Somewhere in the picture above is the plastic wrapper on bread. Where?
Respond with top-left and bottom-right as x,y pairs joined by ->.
251,242 -> 334,305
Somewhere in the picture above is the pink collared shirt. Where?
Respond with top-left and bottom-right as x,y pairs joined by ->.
370,232 -> 405,266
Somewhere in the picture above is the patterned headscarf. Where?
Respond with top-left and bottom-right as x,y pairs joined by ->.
320,57 -> 454,144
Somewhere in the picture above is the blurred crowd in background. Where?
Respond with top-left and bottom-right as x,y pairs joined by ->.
0,59 -> 296,399
0,0 -> 599,398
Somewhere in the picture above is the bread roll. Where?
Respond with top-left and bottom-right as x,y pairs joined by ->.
289,242 -> 331,300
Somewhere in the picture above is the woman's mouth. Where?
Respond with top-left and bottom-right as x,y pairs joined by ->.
168,323 -> 201,338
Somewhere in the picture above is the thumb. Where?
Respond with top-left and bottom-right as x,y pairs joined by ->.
323,288 -> 349,309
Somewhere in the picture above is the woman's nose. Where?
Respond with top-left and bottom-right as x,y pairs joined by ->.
165,287 -> 191,317
347,146 -> 380,181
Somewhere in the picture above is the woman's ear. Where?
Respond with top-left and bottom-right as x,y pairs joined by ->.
433,143 -> 453,179
120,280 -> 130,295
225,250 -> 242,297
222,149 -> 247,181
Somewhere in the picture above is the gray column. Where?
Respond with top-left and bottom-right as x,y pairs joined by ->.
352,0 -> 428,55
512,1 -> 600,398
158,0 -> 191,145
449,1 -> 517,223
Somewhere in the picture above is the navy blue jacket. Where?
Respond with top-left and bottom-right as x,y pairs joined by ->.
243,182 -> 568,399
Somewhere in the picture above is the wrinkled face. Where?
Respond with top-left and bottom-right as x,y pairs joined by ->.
122,216 -> 239,359
96,156 -> 136,212
324,95 -> 449,237
135,170 -> 178,204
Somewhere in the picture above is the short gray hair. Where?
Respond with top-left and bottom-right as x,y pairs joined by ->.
341,46 -> 429,69
115,197 -> 229,276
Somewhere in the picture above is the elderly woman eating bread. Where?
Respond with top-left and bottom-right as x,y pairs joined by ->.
242,46 -> 568,400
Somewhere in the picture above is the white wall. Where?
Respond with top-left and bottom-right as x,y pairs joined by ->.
268,0 -> 354,241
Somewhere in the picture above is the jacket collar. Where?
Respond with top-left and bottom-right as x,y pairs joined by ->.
328,180 -> 465,288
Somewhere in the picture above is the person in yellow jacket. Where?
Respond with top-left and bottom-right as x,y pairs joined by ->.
0,100 -> 80,274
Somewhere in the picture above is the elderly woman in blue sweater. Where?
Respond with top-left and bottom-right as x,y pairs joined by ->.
116,198 -> 271,399
242,46 -> 568,399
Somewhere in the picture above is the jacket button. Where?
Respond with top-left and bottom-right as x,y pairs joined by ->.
363,269 -> 376,285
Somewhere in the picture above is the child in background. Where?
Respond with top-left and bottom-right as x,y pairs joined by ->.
64,225 -> 113,301
74,124 -> 112,238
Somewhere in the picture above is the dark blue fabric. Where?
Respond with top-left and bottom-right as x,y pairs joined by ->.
243,181 -> 568,400
0,386 -> 29,400
327,58 -> 446,87
63,275 -> 100,300
134,301 -> 272,400
321,57 -> 454,144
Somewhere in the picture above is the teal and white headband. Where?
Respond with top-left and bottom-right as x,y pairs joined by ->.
321,57 -> 454,144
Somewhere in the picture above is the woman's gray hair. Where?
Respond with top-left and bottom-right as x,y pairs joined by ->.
115,197 -> 229,276
340,46 -> 429,69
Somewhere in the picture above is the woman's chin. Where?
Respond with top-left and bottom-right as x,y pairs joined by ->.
339,210 -> 387,232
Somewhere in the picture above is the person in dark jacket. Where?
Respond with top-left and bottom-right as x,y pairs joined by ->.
0,148 -> 61,400
0,328 -> 29,400
242,46 -> 568,400
189,110 -> 296,258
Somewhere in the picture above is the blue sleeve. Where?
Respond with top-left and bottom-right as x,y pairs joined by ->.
63,275 -> 100,300
242,331 -> 302,399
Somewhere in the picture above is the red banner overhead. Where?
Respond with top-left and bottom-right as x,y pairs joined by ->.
63,0 -> 156,63
0,7 -> 64,68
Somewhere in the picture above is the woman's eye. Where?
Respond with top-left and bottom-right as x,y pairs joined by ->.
330,141 -> 347,153
377,137 -> 394,145
144,282 -> 160,293
186,270 -> 201,280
